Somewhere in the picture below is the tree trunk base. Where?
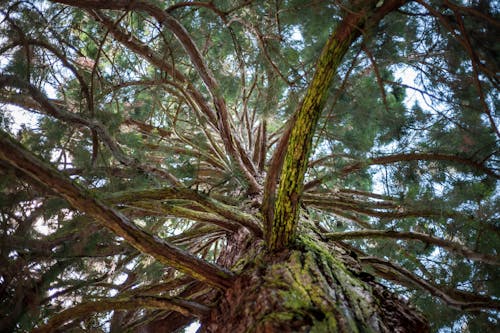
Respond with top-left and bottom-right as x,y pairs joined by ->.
204,235 -> 429,332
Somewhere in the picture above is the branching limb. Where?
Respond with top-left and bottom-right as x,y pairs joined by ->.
31,295 -> 210,333
0,38 -> 92,112
85,9 -> 218,125
0,131 -> 234,289
359,256 -> 500,311
0,74 -> 181,185
414,0 -> 499,137
340,152 -> 499,178
303,193 -> 470,221
105,188 -> 263,237
326,230 -> 500,265
118,201 -> 240,233
52,0 -> 261,192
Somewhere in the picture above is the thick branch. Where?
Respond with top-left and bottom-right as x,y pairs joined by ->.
0,131 -> 233,289
359,256 -> 500,311
326,230 -> 500,265
32,295 -> 210,333
268,0 -> 406,250
105,188 -> 263,237
341,152 -> 499,178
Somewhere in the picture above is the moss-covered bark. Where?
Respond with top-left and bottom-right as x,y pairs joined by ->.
204,232 -> 429,332
268,0 -> 406,251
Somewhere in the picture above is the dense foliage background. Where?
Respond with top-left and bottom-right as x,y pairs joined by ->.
0,0 -> 498,332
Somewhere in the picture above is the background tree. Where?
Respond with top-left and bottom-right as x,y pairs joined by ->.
0,0 -> 498,332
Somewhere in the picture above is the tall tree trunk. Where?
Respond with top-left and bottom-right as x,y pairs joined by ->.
204,229 -> 429,332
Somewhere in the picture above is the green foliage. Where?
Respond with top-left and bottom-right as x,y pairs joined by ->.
0,0 -> 498,332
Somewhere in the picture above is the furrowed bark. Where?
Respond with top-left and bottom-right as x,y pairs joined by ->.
204,233 -> 429,332
0,131 -> 233,289
268,0 -> 406,250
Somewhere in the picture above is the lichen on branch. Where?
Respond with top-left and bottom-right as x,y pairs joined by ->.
267,1 -> 405,250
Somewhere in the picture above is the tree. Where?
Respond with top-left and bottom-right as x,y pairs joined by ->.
0,0 -> 498,331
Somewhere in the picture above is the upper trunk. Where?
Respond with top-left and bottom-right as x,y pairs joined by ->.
264,0 -> 406,250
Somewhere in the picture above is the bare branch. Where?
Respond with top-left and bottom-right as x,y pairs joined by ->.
0,74 -> 181,185
359,256 -> 500,311
326,230 -> 500,265
31,295 -> 210,333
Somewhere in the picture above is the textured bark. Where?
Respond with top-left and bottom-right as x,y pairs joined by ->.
204,231 -> 429,333
267,0 -> 407,250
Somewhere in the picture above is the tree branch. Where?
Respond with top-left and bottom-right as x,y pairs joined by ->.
0,74 -> 181,185
104,188 -> 263,237
302,192 -> 475,222
326,230 -> 500,265
31,295 -> 210,333
340,152 -> 499,178
359,256 -> 500,311
0,131 -> 234,289
52,0 -> 261,192
267,0 -> 406,250
118,201 -> 240,233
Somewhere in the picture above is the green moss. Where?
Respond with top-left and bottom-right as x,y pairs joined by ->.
280,287 -> 313,310
232,257 -> 250,273
246,236 -> 381,332
297,234 -> 338,263
260,311 -> 296,323
297,235 -> 378,332
310,313 -> 338,333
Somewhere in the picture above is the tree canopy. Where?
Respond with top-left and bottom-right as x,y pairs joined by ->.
0,0 -> 498,332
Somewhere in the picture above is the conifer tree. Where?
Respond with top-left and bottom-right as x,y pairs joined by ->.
0,0 -> 498,332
